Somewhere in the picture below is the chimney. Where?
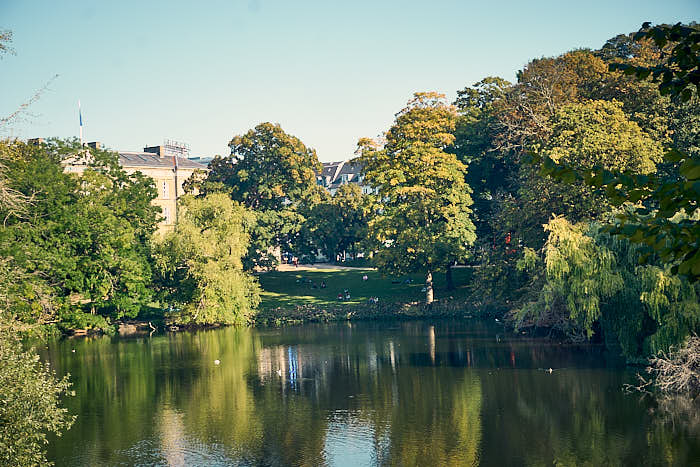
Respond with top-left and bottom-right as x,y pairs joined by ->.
143,145 -> 163,157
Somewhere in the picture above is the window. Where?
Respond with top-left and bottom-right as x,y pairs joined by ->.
162,180 -> 168,199
163,206 -> 170,224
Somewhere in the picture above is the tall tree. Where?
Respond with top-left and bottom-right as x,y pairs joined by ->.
452,77 -> 513,243
359,92 -> 476,303
206,123 -> 322,269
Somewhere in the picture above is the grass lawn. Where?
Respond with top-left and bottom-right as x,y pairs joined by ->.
257,267 -> 472,310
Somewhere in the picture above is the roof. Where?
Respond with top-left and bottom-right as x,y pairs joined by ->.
319,161 -> 344,179
337,159 -> 363,176
118,152 -> 208,170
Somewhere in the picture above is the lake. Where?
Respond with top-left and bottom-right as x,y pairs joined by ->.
42,319 -> 700,466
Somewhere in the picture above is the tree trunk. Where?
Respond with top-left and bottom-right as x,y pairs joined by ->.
446,264 -> 454,291
426,271 -> 434,304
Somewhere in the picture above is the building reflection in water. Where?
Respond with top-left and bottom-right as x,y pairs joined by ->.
47,320 -> 686,467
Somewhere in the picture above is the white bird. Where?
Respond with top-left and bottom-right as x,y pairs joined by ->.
547,368 -> 553,374
71,349 -> 76,353
276,369 -> 282,377
214,359 -> 220,365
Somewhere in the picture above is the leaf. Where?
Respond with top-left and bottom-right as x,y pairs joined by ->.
679,158 -> 700,180
663,149 -> 684,163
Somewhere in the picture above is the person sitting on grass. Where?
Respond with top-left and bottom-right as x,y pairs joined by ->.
337,292 -> 344,300
321,281 -> 326,289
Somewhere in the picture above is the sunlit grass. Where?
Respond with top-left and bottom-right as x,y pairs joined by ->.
257,268 -> 472,310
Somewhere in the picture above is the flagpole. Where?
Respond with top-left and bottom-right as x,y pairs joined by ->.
78,100 -> 83,146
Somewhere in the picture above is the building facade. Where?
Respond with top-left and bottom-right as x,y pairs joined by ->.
62,142 -> 208,232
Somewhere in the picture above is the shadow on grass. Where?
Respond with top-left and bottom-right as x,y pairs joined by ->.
258,268 -> 471,311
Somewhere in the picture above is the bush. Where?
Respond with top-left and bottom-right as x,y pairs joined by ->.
0,332 -> 74,466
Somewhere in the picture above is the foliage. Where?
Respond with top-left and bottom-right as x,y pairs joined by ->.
153,193 -> 261,325
515,217 -> 700,358
0,139 -> 159,329
301,183 -> 370,261
205,123 -> 322,269
534,23 -> 700,281
609,22 -> 700,102
358,93 -> 476,303
452,77 -> 513,242
520,100 -> 663,244
0,332 -> 74,466
515,217 -> 624,340
537,147 -> 700,281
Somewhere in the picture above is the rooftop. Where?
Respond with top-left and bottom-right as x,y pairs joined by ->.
118,151 -> 208,170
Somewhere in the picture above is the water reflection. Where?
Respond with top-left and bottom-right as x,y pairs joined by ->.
42,320 -> 700,466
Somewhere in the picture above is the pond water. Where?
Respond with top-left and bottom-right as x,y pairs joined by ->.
43,320 -> 699,466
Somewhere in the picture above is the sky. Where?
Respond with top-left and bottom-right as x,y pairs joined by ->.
1,1 -> 698,162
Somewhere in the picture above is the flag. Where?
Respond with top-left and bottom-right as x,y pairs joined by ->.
78,100 -> 83,144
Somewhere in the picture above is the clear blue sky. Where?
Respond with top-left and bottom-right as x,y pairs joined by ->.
1,1 -> 698,161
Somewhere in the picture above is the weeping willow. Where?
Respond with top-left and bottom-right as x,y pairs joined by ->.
515,216 -> 700,359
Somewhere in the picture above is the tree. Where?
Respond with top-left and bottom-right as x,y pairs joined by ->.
205,123 -> 322,269
452,77 -> 513,243
609,22 -> 700,102
302,183 -> 369,262
535,23 -> 700,281
0,332 -> 75,466
519,99 -> 662,247
0,139 -> 160,329
516,217 -> 700,359
358,92 -> 476,303
153,193 -> 260,325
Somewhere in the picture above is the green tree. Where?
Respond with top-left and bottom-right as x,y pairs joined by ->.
302,183 -> 369,262
153,193 -> 261,325
358,92 -> 476,303
452,77 -> 513,244
516,217 -> 700,358
609,22 -> 700,102
0,332 -> 74,467
536,23 -> 700,280
205,123 -> 322,269
0,35 -> 74,466
520,100 -> 662,243
0,139 -> 159,329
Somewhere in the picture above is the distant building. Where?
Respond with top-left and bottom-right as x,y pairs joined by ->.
317,159 -> 376,195
61,141 -> 208,232
187,155 -> 215,166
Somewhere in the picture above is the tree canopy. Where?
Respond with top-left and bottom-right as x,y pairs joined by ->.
205,123 -> 322,268
153,193 -> 260,325
0,139 -> 160,330
359,92 -> 476,303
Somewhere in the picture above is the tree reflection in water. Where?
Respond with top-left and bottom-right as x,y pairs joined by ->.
43,320 -> 700,466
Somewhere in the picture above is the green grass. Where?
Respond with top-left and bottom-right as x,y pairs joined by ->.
257,267 -> 472,311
